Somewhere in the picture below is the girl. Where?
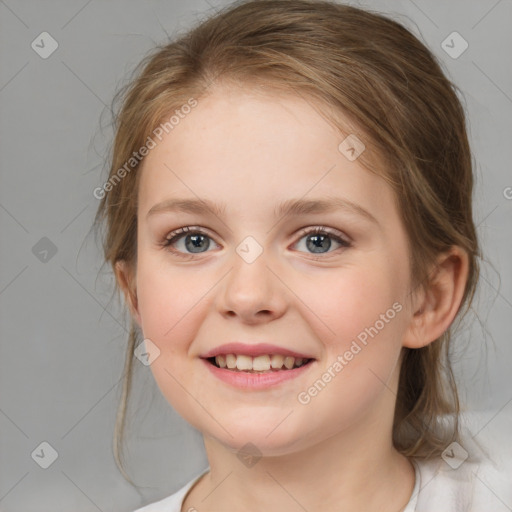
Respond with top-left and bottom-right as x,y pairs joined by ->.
94,1 -> 506,510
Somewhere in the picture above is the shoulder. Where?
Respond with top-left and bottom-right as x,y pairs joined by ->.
411,412 -> 512,512
132,468 -> 209,512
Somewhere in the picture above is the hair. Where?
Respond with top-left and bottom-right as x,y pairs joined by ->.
93,0 -> 480,483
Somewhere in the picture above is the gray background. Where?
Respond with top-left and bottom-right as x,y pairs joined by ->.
0,0 -> 511,510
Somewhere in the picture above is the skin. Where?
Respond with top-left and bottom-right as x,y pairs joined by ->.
116,83 -> 469,512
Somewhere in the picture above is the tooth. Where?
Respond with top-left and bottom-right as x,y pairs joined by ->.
226,354 -> 237,369
284,356 -> 295,369
219,354 -> 306,371
270,354 -> 284,369
252,355 -> 271,371
216,355 -> 226,368
236,355 -> 253,371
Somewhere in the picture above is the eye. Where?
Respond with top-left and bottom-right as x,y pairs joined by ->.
161,226 -> 218,259
293,226 -> 351,255
160,225 -> 351,259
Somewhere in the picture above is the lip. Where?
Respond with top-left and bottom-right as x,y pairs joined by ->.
201,357 -> 316,390
200,342 -> 315,359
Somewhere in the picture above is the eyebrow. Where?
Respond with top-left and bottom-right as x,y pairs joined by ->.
146,196 -> 379,226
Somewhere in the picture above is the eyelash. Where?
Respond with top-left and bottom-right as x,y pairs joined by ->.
160,225 -> 351,259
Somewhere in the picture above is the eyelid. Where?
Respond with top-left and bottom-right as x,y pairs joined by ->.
161,224 -> 352,258
295,226 -> 351,245
164,225 -> 212,241
160,226 -> 218,260
163,226 -> 218,247
163,225 -> 350,241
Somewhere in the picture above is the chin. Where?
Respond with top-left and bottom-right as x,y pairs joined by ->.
202,417 -> 310,457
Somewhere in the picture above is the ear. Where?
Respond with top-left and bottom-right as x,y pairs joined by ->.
402,246 -> 469,349
114,260 -> 141,327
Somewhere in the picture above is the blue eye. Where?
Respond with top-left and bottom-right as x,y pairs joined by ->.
162,227 -> 215,258
294,226 -> 351,255
161,226 -> 351,259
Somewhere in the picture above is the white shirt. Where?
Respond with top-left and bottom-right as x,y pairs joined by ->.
133,420 -> 512,511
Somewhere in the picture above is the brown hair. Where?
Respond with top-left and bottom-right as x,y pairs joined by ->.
93,0 -> 480,483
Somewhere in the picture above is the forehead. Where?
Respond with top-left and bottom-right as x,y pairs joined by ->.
140,84 -> 341,170
137,85 -> 395,223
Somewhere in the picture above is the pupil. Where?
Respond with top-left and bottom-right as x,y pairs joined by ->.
307,234 -> 331,253
186,234 -> 209,253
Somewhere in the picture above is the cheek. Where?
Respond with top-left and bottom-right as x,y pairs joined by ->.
135,258 -> 203,340
300,264 -> 406,347
293,275 -> 406,440
295,266 -> 407,406
293,350 -> 398,449
133,260 -> 209,414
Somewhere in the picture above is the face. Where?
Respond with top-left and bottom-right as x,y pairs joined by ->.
127,84 -> 416,456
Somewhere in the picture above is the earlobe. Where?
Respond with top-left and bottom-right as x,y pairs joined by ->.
402,247 -> 469,349
114,260 -> 141,327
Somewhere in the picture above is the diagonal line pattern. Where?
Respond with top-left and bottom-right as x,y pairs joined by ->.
61,470 -> 105,511
265,410 -> 294,438
60,205 -> 89,233
480,273 -> 512,310
471,396 -> 512,440
472,61 -> 512,105
407,0 -> 439,29
0,265 -> 28,297
61,0 -> 94,30
82,163 -> 102,176
61,61 -> 107,107
476,205 -> 499,229
61,265 -> 128,333
0,202 -> 30,233
0,0 -> 29,28
199,470 -> 233,502
471,0 -> 504,30
0,472 -> 30,504
265,470 -> 310,511
60,374 -> 124,440
367,366 -> 397,397
474,470 -> 512,510
0,62 -> 29,93
0,407 -> 29,438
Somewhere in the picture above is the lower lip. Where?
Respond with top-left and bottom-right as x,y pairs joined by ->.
201,358 -> 315,390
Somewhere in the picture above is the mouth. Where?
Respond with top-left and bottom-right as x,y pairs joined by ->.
202,354 -> 316,390
204,354 -> 315,373
200,343 -> 317,389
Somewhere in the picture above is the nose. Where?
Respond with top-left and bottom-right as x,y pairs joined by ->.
217,248 -> 288,324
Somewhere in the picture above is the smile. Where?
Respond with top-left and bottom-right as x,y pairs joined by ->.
208,353 -> 312,372
202,355 -> 316,390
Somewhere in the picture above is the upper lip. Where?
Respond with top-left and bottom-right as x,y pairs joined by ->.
200,342 -> 315,359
